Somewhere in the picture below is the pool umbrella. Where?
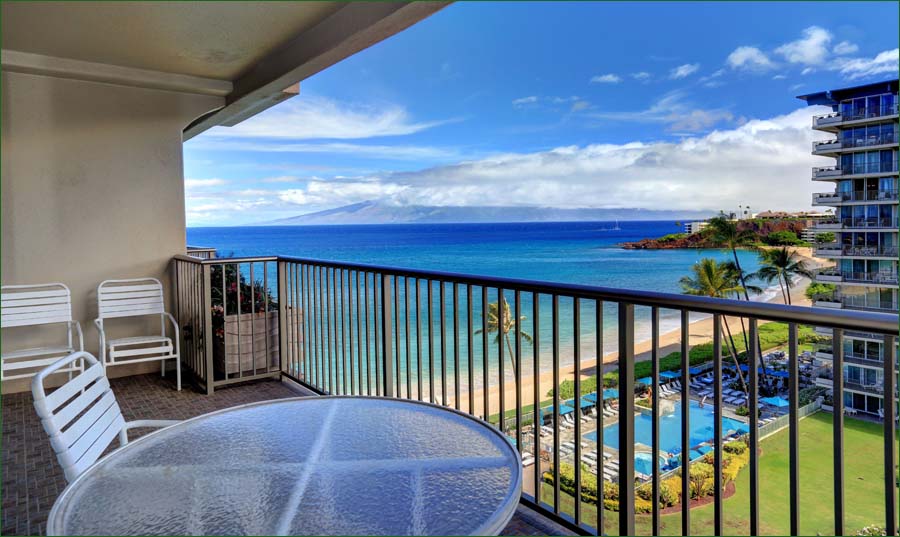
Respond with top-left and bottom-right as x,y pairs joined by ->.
760,396 -> 789,407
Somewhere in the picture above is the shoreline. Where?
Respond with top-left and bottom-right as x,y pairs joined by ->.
454,246 -> 829,417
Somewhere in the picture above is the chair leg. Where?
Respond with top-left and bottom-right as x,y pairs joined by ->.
176,357 -> 181,391
161,359 -> 165,377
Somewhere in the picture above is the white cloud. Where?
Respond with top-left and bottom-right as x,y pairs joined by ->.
512,95 -> 539,107
833,41 -> 859,55
570,100 -> 591,112
631,72 -> 652,81
726,46 -> 775,71
187,140 -> 459,161
801,67 -> 815,75
669,63 -> 700,79
772,74 -> 787,80
262,176 -> 302,183
185,107 -> 834,224
833,48 -> 900,80
775,26 -> 832,66
185,178 -> 227,189
203,96 -> 458,140
267,106 -> 829,213
588,91 -> 733,132
590,73 -> 622,84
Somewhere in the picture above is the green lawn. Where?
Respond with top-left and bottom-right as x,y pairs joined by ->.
541,412 -> 898,535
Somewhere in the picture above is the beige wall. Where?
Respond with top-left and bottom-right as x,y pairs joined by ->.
1,71 -> 222,393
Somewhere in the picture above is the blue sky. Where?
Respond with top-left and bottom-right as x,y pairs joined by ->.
184,1 -> 899,226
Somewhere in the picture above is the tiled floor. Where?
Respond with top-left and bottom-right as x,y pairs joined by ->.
1,373 -> 576,536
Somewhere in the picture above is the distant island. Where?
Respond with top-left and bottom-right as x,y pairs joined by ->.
254,201 -> 716,226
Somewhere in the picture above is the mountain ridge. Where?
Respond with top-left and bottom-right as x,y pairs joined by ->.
253,201 -> 716,226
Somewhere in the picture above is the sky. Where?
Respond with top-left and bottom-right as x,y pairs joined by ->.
183,1 -> 900,226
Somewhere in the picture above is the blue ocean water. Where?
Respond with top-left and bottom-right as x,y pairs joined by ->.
186,222 -> 768,382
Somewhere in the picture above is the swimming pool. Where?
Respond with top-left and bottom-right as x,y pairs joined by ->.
584,400 -> 749,457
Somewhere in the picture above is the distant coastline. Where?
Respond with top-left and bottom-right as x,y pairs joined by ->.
619,217 -> 811,250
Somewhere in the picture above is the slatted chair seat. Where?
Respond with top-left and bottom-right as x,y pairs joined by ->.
1,283 -> 84,381
95,278 -> 180,390
32,351 -> 179,482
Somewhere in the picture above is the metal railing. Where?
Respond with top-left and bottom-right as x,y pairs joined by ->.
172,254 -> 282,394
186,245 -> 217,259
814,104 -> 900,126
270,255 -> 897,537
842,272 -> 900,286
812,190 -> 899,203
813,134 -> 899,152
819,160 -> 900,177
815,244 -> 900,258
169,254 -> 900,535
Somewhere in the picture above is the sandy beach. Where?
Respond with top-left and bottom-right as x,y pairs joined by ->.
456,246 -> 830,418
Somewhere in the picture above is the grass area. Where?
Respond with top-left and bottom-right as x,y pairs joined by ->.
539,412 -> 898,535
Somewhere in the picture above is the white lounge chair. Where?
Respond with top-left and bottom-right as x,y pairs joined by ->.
32,351 -> 179,482
95,278 -> 180,390
1,283 -> 84,381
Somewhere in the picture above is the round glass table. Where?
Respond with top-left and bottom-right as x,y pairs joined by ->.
48,397 -> 522,536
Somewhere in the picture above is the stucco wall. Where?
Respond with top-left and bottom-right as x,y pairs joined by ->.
1,71 -> 222,393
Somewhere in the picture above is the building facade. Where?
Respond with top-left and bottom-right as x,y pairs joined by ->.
799,79 -> 899,417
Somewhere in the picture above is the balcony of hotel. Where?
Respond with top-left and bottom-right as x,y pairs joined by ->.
812,189 -> 899,206
3,5 -> 899,537
812,103 -> 900,131
814,242 -> 900,259
812,133 -> 899,155
815,268 -> 899,288
813,217 -> 900,232
812,160 -> 899,181
814,290 -> 899,314
814,346 -> 897,369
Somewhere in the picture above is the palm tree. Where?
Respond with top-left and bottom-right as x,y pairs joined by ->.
475,297 -> 532,377
680,258 -> 749,397
706,216 -> 768,384
754,247 -> 814,306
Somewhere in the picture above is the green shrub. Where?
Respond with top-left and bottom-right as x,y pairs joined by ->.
688,462 -> 715,499
548,375 -> 598,399
604,498 -> 619,512
724,441 -> 747,455
658,232 -> 689,242
805,282 -> 836,301
765,230 -> 803,246
735,405 -> 749,416
660,477 -> 680,507
635,497 -> 654,514
543,463 -> 601,505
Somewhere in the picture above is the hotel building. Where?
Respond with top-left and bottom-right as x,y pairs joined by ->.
799,79 -> 899,417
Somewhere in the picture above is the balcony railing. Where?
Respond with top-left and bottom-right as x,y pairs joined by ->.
815,269 -> 900,286
813,104 -> 900,127
812,160 -> 899,179
815,244 -> 900,258
841,295 -> 899,314
170,254 -> 899,536
812,190 -> 899,204
814,217 -> 900,230
186,245 -> 217,259
813,134 -> 899,152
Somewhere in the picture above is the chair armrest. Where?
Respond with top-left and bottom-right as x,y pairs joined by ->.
119,419 -> 179,446
70,320 -> 85,352
163,312 -> 180,355
123,419 -> 180,430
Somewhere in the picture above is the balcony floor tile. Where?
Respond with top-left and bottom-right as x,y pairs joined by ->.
1,373 -> 573,536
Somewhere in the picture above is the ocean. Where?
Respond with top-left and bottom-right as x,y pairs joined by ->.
186,221 -> 770,382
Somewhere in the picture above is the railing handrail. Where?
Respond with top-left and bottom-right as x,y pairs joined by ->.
277,255 -> 899,335
173,254 -> 279,265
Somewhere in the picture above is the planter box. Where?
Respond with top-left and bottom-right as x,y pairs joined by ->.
214,309 -> 300,378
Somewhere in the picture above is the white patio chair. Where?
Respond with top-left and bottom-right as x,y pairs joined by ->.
95,278 -> 180,390
32,351 -> 179,482
1,283 -> 84,381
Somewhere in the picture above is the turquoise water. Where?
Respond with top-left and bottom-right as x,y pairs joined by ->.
586,400 -> 750,466
187,222 -> 768,385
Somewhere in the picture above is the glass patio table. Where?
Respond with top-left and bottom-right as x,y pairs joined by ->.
48,397 -> 522,536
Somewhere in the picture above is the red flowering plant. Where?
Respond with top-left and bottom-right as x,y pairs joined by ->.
210,262 -> 278,344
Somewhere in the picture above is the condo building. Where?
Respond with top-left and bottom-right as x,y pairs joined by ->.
799,79 -> 899,417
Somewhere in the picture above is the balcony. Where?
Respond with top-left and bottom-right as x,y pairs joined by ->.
815,347 -> 892,368
813,217 -> 898,231
164,254 -> 900,535
814,243 -> 900,259
812,134 -> 899,155
812,160 -> 899,180
814,268 -> 900,287
841,295 -> 899,314
812,104 -> 900,130
811,189 -> 899,206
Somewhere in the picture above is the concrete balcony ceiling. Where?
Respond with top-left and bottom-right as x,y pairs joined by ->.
1,1 -> 449,139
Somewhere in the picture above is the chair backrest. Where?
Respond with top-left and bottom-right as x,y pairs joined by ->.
97,278 -> 165,320
32,352 -> 125,482
1,283 -> 73,328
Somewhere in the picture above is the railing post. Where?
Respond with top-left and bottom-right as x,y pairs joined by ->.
278,260 -> 288,380
201,263 -> 214,395
618,302 -> 635,537
883,334 -> 896,536
380,273 -> 394,397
